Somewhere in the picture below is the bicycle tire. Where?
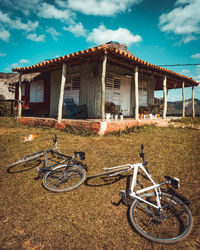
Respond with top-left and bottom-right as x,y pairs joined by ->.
43,164 -> 86,192
7,152 -> 45,173
129,192 -> 193,244
87,166 -> 130,179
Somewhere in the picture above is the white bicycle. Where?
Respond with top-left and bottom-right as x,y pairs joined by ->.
87,145 -> 193,244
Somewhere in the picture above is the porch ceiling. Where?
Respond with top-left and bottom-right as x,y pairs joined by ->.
12,42 -> 199,89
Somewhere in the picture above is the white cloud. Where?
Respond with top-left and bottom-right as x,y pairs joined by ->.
0,10 -> 38,32
19,59 -> 29,64
67,0 -> 142,16
46,27 -> 61,40
0,0 -> 40,16
181,69 -> 191,74
0,52 -> 6,57
27,33 -> 45,42
37,2 -> 75,24
87,24 -> 142,46
0,28 -> 10,42
63,22 -> 87,37
159,0 -> 200,43
191,53 -> 200,59
175,0 -> 191,5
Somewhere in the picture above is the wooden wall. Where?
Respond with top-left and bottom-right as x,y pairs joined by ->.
49,62 -> 155,119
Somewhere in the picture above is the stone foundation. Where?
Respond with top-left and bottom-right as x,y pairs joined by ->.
17,117 -> 170,135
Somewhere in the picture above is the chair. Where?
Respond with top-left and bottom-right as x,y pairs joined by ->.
63,98 -> 87,118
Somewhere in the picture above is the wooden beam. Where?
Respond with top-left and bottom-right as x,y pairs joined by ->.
101,54 -> 107,121
57,63 -> 67,123
192,86 -> 195,118
134,66 -> 139,120
182,81 -> 185,118
163,75 -> 167,119
17,73 -> 22,117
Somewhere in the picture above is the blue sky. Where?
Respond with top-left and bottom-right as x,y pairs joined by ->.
0,0 -> 200,101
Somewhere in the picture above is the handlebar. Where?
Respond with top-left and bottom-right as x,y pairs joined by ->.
53,134 -> 57,144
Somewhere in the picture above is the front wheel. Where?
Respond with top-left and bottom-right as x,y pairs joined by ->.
129,192 -> 193,244
43,164 -> 86,192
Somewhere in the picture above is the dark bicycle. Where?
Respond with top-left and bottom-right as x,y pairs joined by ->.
7,135 -> 87,192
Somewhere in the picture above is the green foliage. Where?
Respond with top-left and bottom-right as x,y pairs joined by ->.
172,117 -> 200,126
64,125 -> 96,137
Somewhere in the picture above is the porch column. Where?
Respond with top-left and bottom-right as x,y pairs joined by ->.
17,73 -> 22,117
192,86 -> 195,118
163,75 -> 167,119
134,66 -> 139,120
182,82 -> 185,118
101,54 -> 107,121
57,63 -> 67,123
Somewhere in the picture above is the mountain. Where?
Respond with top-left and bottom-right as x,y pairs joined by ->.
167,99 -> 200,116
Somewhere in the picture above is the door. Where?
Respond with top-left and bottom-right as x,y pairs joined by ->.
120,77 -> 131,116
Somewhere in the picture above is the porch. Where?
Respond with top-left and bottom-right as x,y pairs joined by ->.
17,116 -> 175,135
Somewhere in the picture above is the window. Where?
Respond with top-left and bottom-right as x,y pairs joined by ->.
30,80 -> 44,103
105,73 -> 120,105
64,74 -> 80,104
21,84 -> 25,96
139,80 -> 148,106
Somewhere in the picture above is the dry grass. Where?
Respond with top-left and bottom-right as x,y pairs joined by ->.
0,117 -> 200,249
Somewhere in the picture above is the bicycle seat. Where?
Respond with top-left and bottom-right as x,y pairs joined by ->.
165,176 -> 180,189
74,151 -> 85,160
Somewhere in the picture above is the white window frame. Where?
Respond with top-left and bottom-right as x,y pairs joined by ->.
21,84 -> 25,96
30,80 -> 44,103
64,74 -> 80,105
139,80 -> 148,106
105,73 -> 120,105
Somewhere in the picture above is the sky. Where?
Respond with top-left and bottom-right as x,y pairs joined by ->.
0,0 -> 200,101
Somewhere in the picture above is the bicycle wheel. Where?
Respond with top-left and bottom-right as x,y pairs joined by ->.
129,192 -> 193,244
7,152 -> 44,173
43,164 -> 86,192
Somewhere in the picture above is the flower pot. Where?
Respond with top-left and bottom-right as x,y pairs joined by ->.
114,114 -> 118,120
119,115 -> 123,120
105,113 -> 111,120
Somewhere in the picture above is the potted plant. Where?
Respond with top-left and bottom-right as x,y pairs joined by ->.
105,102 -> 117,120
119,111 -> 123,120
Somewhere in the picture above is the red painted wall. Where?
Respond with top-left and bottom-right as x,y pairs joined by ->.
15,73 -> 51,117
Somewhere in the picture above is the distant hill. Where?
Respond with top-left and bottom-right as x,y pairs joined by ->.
167,99 -> 200,116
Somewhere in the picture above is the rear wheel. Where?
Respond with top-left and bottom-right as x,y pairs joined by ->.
7,152 -> 44,173
43,164 -> 86,192
129,192 -> 193,244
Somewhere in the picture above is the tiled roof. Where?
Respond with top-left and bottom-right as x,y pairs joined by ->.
12,42 -> 199,86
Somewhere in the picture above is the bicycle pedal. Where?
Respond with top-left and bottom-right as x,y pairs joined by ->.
119,190 -> 126,199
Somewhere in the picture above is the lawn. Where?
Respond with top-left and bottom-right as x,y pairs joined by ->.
0,117 -> 200,249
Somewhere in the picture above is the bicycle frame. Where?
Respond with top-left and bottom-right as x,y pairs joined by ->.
104,163 -> 166,210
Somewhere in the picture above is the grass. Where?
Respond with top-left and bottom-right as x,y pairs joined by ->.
0,117 -> 200,249
171,117 -> 200,126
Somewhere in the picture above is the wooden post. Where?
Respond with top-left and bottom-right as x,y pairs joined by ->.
182,82 -> 185,118
134,66 -> 139,120
163,75 -> 167,119
101,54 -> 107,121
192,86 -> 195,118
17,73 -> 22,117
57,63 -> 67,123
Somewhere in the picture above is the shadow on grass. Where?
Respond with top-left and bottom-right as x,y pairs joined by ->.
84,174 -> 125,187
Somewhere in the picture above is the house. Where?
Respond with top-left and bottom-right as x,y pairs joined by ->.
0,73 -> 16,100
12,42 -> 199,134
